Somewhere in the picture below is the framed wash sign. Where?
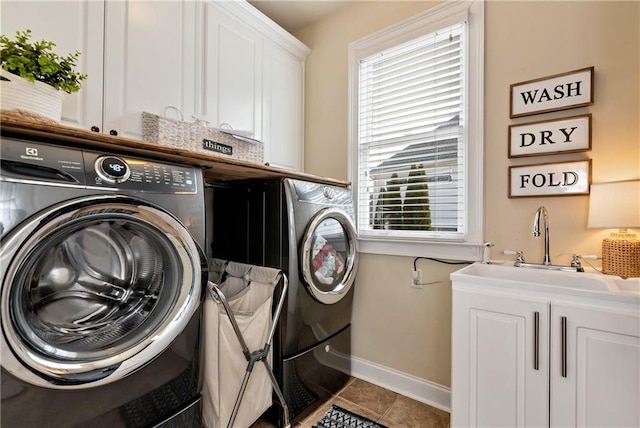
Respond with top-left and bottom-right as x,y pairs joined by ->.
508,114 -> 592,158
509,159 -> 591,198
510,67 -> 594,118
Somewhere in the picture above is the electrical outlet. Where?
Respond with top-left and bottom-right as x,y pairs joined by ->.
411,269 -> 423,289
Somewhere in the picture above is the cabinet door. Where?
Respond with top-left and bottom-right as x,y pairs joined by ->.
0,0 -> 104,130
103,0 -> 197,140
452,290 -> 549,428
204,2 -> 262,137
261,42 -> 304,170
550,303 -> 640,427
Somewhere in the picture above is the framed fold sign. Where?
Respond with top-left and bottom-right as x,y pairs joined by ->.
509,114 -> 592,158
510,67 -> 594,118
509,159 -> 591,198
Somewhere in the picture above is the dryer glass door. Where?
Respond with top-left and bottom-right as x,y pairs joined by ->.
0,195 -> 203,389
301,207 -> 358,304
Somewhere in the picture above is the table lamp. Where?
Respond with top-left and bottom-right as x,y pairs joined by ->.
587,179 -> 640,278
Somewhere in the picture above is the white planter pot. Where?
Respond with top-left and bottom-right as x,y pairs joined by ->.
1,69 -> 64,123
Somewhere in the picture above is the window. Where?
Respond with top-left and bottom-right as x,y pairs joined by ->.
348,0 -> 484,259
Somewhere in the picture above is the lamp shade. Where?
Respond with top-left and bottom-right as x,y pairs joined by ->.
587,180 -> 640,229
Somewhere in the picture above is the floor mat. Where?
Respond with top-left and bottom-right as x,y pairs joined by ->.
313,404 -> 388,428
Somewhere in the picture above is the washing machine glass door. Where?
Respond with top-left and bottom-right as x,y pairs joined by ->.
301,207 -> 358,304
0,195 -> 204,389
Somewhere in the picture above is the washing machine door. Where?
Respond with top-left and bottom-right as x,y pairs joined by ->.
0,195 -> 204,389
300,207 -> 358,304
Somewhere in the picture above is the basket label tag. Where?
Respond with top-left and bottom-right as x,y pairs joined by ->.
202,139 -> 232,156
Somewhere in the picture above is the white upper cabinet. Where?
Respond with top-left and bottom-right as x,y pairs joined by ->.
1,1 -> 104,130
2,0 -> 196,140
204,1 -> 310,170
204,3 -> 262,138
262,42 -> 305,171
103,1 -> 197,140
3,0 -> 309,170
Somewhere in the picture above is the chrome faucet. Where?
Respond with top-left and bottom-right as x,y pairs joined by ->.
533,206 -> 551,265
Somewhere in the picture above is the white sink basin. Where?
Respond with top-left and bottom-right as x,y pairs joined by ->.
452,262 -> 625,293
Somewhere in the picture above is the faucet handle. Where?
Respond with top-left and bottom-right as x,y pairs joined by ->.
571,254 -> 581,267
571,254 -> 585,272
502,250 -> 525,266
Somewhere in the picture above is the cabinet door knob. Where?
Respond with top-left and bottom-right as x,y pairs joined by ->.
109,129 -> 118,136
91,126 -> 100,132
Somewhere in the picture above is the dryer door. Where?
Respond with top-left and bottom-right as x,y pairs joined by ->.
0,195 -> 204,389
300,207 -> 358,304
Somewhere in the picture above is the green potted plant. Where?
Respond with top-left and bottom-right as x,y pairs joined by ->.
1,29 -> 87,122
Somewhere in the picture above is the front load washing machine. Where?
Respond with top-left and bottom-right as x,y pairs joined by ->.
209,178 -> 358,424
0,136 -> 206,427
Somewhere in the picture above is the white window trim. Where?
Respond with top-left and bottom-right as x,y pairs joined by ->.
348,0 -> 484,261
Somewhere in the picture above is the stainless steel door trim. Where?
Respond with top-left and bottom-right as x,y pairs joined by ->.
0,194 -> 204,389
561,315 -> 568,378
300,207 -> 359,305
534,311 -> 540,370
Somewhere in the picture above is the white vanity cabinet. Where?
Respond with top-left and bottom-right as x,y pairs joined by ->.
451,263 -> 640,428
204,1 -> 310,170
2,1 -> 197,140
451,290 -> 550,427
550,303 -> 640,427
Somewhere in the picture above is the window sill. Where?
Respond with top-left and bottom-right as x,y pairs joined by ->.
358,237 -> 485,261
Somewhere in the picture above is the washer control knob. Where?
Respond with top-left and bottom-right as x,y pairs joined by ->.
95,156 -> 130,183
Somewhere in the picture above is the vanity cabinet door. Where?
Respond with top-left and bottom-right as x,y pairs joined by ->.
451,290 -> 549,428
550,303 -> 640,428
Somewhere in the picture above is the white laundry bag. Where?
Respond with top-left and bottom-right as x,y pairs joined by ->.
202,261 -> 280,428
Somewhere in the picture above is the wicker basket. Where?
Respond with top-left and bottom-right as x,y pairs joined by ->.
141,108 -> 264,164
602,232 -> 640,279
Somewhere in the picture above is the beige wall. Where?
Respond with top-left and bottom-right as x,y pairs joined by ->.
296,1 -> 640,388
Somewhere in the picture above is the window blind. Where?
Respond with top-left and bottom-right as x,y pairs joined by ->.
357,22 -> 466,239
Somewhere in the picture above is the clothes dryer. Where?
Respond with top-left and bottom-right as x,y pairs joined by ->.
1,136 -> 206,427
209,178 -> 358,423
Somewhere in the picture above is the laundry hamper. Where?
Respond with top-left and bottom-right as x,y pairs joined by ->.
202,260 -> 290,428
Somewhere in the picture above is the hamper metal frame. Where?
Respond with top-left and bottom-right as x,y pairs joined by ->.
208,268 -> 290,428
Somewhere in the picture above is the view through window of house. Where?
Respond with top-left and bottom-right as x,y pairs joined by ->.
356,21 -> 466,240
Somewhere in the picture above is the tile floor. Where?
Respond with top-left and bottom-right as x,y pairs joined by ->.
251,377 -> 450,428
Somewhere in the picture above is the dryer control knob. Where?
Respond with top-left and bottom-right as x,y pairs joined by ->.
95,156 -> 131,184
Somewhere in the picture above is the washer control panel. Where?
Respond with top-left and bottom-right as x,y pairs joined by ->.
0,138 -> 198,194
84,152 -> 197,193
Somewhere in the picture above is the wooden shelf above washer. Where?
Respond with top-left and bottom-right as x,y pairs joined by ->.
1,112 -> 350,187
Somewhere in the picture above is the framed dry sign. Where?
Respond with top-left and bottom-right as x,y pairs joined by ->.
509,159 -> 591,198
508,114 -> 592,158
510,67 -> 594,118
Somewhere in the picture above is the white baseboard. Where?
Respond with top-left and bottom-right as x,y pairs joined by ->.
350,355 -> 451,413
